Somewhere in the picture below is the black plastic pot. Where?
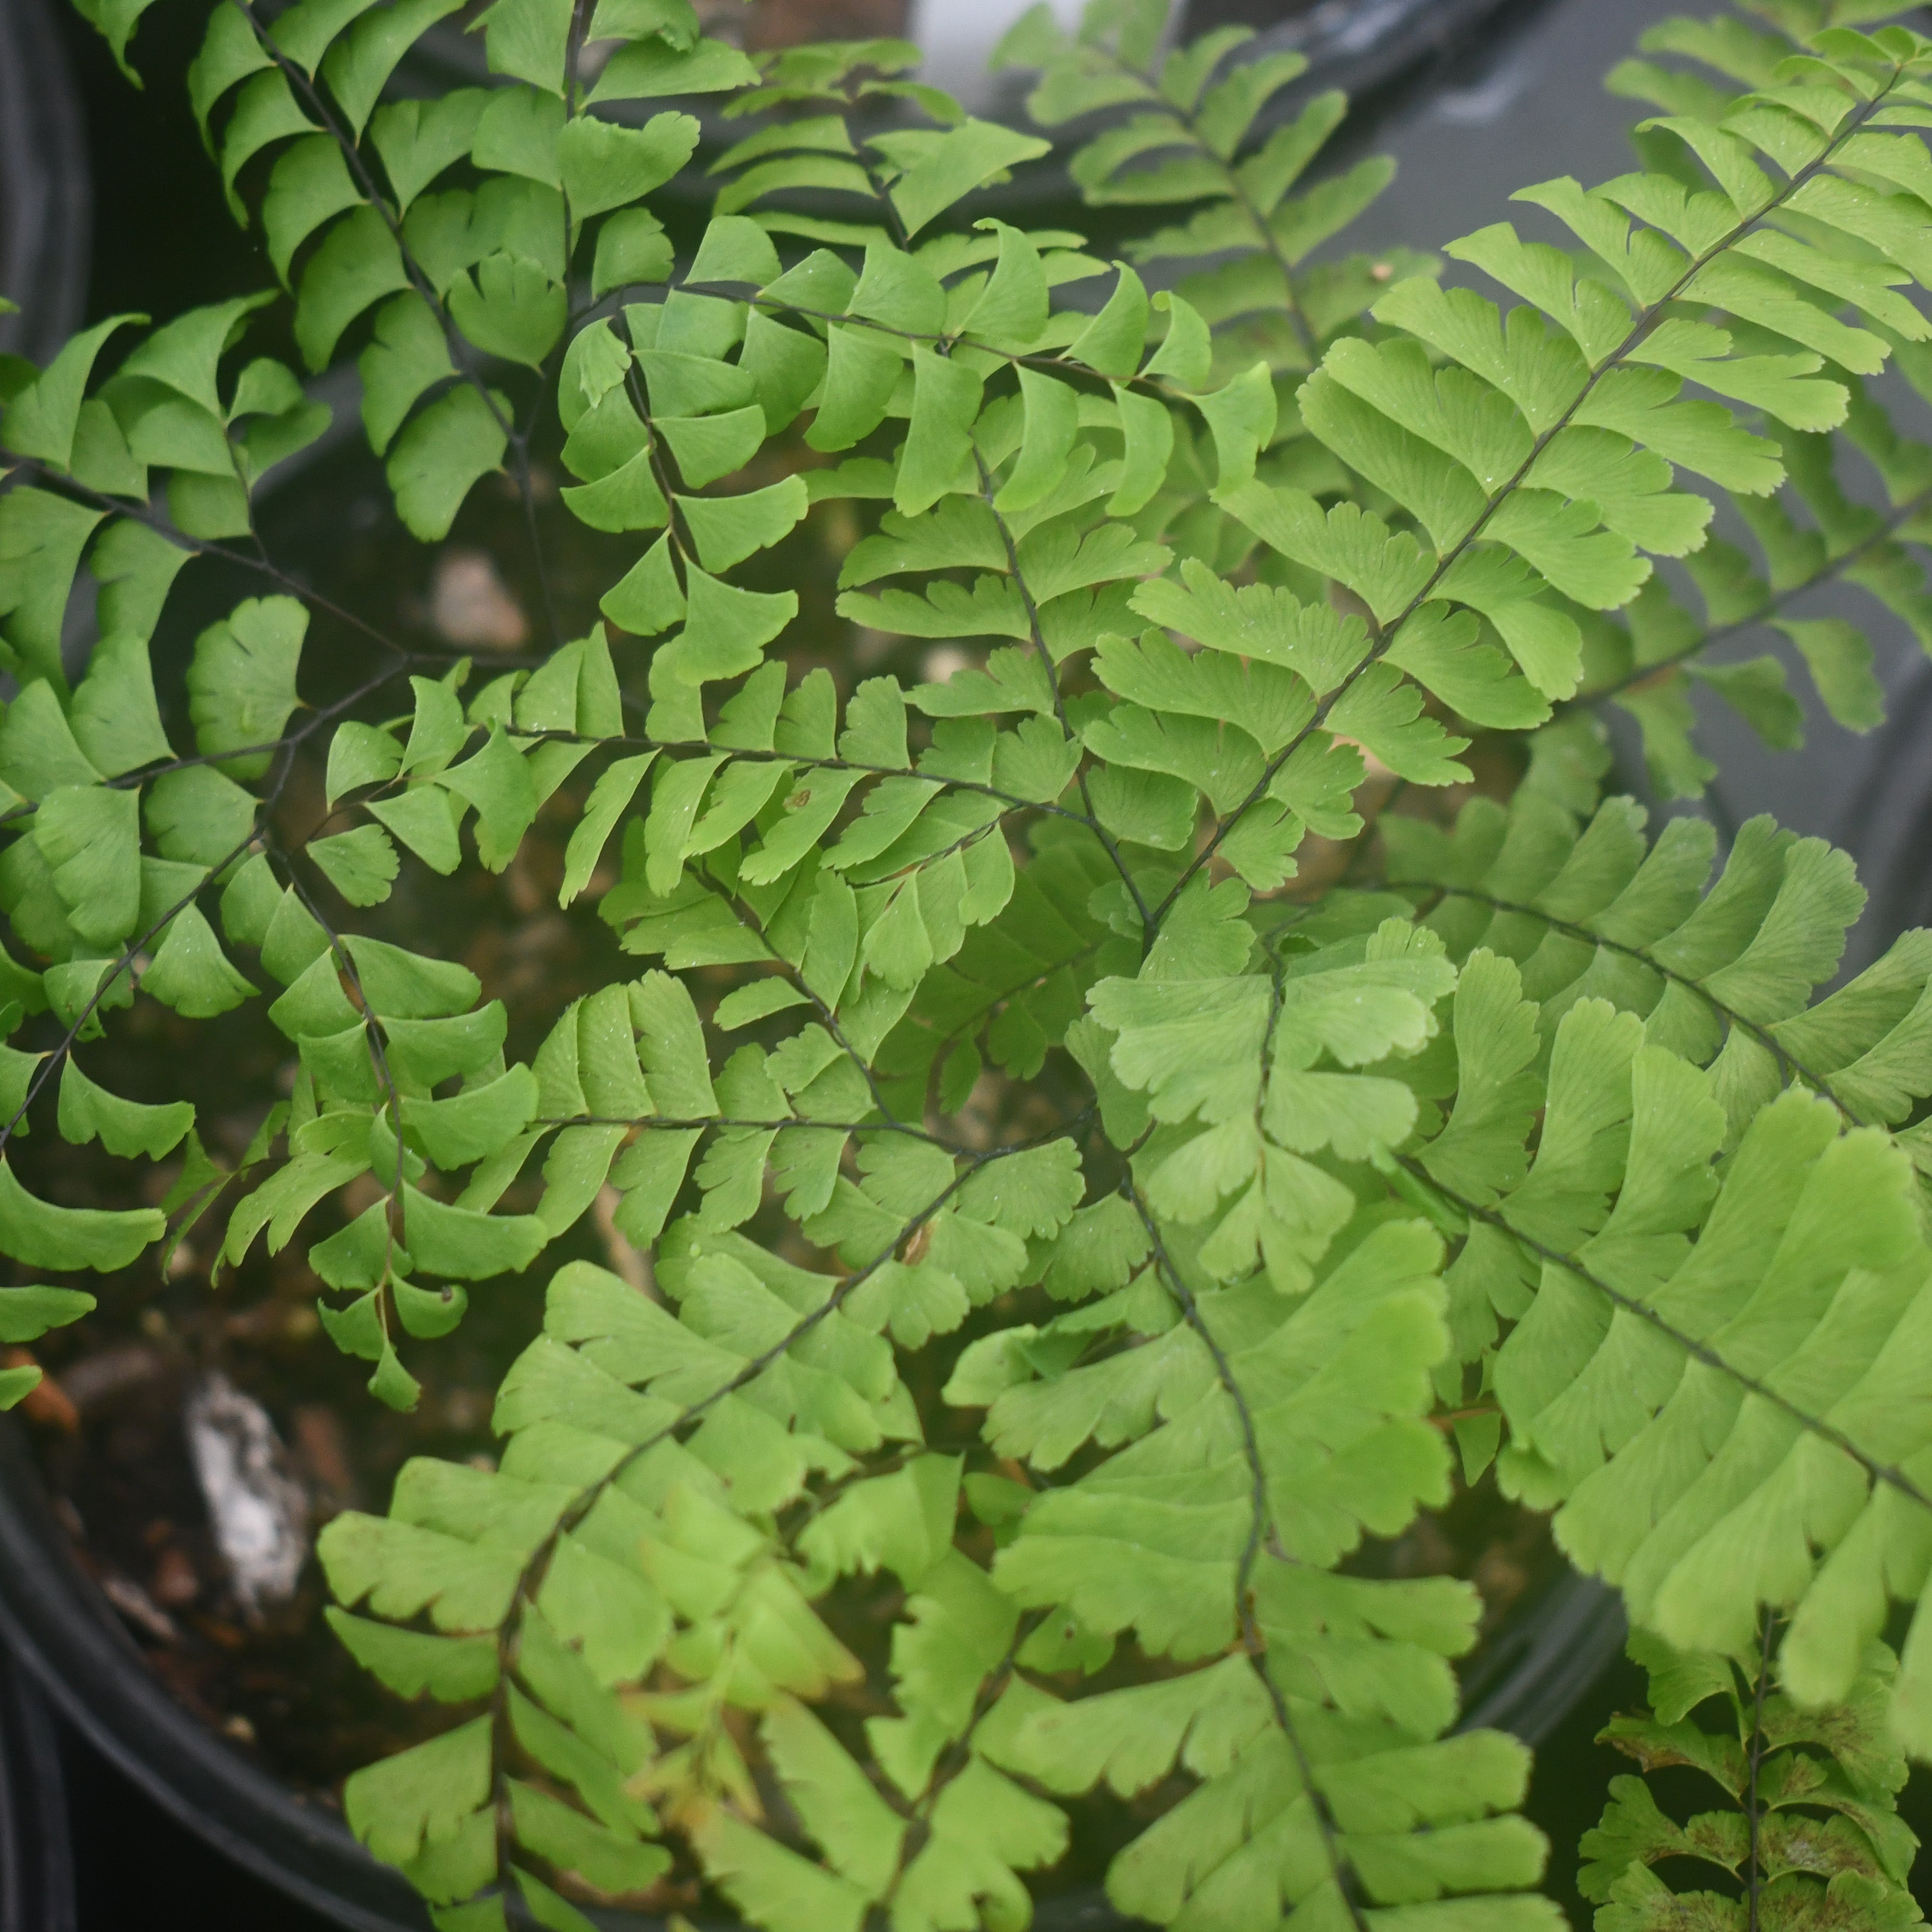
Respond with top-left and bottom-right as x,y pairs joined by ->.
397,0 -> 1523,101
379,0 -> 1533,221
1168,0 -> 1536,128
0,0 -> 89,368
0,1423 -> 430,1932
0,1640 -> 76,1932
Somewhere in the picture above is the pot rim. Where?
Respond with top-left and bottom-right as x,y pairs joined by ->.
379,0 -> 1530,214
0,0 -> 90,366
0,1420 -> 433,1932
0,1636 -> 77,1932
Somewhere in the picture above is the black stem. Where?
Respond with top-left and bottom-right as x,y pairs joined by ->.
1744,1608 -> 1776,1932
1123,1171 -> 1372,1932
6,456 -> 413,660
1569,479 -> 1932,713
1396,1151 -> 1932,1521
1410,882 -> 1863,1121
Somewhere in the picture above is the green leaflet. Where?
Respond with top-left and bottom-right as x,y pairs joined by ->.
324,1608 -> 501,1702
1579,1632 -> 1920,1931
186,596 -> 307,779
0,491 -> 109,691
70,633 -> 172,778
0,1158 -> 162,1270
388,386 -> 510,541
1010,9 -> 1408,380
33,784 -> 142,948
1386,789 -> 1889,1130
989,1216 -> 1557,1924
557,111 -> 698,220
343,1716 -> 493,1867
1376,808 -> 1932,1747
311,824 -> 400,906
57,1057 -> 193,1160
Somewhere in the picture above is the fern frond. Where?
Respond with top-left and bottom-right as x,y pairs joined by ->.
1380,784 -> 1932,1141
1580,1627 -> 1921,1930
1368,937 -> 1932,1747
1166,17 -> 1932,887
998,0 -> 1427,380
985,1205 -> 1560,1931
1550,8 -> 1932,790
318,1117 -> 1084,1930
21,2 -> 1932,1926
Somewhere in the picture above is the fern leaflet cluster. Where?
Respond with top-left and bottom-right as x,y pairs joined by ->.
5,0 -> 1932,1926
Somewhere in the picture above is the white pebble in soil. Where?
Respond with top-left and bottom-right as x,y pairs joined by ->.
431,548 -> 529,651
184,1374 -> 310,1621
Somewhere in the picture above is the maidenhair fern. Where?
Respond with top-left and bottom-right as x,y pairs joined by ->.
1581,1628 -> 1921,1928
7,0 -> 1932,1925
